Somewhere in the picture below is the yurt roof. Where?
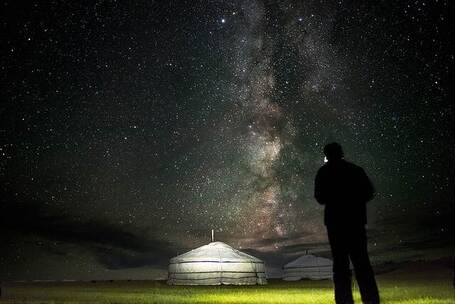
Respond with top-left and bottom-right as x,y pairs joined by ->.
284,254 -> 332,268
170,241 -> 263,263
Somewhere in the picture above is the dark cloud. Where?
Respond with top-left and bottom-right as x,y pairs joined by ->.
370,199 -> 452,246
93,247 -> 169,270
0,193 -> 174,270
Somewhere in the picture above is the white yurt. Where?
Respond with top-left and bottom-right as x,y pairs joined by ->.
283,254 -> 333,281
167,241 -> 267,285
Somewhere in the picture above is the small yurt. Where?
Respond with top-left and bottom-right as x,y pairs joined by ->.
167,241 -> 267,285
283,254 -> 333,281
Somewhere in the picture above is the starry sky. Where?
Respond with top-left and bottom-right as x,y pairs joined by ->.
0,0 -> 453,280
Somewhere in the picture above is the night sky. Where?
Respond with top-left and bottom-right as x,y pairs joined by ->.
1,0 -> 453,280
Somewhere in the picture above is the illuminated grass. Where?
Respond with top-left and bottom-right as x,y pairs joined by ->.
0,278 -> 453,303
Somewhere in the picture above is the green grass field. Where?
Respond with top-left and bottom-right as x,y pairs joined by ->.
0,275 -> 453,304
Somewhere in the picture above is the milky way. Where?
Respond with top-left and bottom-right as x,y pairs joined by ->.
0,0 -> 452,280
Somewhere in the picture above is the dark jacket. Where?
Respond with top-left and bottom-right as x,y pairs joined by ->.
314,159 -> 375,226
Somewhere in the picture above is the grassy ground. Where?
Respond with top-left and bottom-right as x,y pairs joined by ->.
0,277 -> 453,304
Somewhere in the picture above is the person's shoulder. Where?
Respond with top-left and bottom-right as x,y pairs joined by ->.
342,160 -> 364,171
318,163 -> 330,171
316,163 -> 329,175
346,161 -> 370,180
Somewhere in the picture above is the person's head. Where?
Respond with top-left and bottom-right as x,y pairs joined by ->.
323,142 -> 344,161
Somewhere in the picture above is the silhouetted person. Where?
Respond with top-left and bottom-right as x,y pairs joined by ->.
315,143 -> 379,304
